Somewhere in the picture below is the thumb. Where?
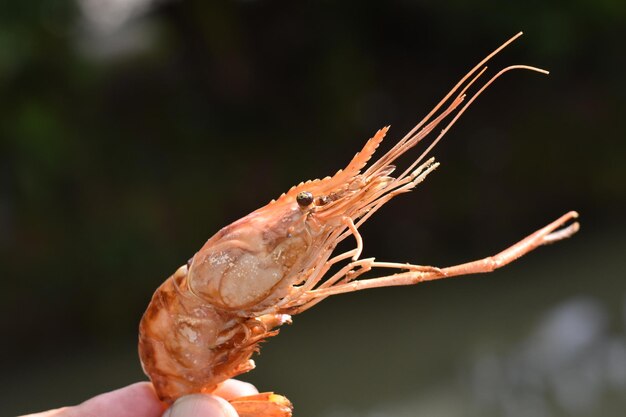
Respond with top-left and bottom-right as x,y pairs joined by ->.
162,394 -> 238,417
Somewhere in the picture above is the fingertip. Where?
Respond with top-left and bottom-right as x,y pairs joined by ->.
212,379 -> 259,400
162,394 -> 237,417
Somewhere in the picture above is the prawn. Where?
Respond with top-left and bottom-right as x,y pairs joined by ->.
138,32 -> 579,417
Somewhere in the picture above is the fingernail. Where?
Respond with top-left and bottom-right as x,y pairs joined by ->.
162,394 -> 237,417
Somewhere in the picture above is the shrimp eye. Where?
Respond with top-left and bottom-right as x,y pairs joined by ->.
296,191 -> 314,207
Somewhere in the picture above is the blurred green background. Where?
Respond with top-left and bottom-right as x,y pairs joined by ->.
1,1 -> 625,416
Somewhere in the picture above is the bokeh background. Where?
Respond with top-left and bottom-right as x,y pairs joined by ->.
1,1 -> 625,416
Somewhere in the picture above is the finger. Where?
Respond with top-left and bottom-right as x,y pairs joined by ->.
74,382 -> 165,417
21,382 -> 166,417
162,394 -> 238,417
212,379 -> 259,400
20,408 -> 70,417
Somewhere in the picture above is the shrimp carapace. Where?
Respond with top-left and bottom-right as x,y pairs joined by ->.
138,32 -> 579,416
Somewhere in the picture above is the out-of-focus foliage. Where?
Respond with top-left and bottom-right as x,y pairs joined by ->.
1,0 -> 625,416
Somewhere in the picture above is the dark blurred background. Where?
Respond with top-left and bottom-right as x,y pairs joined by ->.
1,1 -> 625,416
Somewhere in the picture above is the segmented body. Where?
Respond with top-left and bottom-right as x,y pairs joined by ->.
138,33 -> 579,417
139,266 -> 282,403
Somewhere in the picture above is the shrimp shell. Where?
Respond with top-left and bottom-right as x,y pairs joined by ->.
138,32 -> 579,417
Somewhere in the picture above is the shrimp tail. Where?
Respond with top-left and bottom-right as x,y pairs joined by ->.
230,392 -> 293,417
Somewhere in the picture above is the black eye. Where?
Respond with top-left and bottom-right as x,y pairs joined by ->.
296,191 -> 314,207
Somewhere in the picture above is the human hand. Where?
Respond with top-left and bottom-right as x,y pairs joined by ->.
21,379 -> 259,417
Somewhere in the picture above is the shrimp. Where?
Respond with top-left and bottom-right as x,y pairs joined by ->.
138,32 -> 579,417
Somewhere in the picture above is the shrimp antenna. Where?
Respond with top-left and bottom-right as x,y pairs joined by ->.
351,63 -> 548,236
408,32 -> 524,136
345,40 -> 549,244
406,64 -> 549,175
365,31 -> 531,177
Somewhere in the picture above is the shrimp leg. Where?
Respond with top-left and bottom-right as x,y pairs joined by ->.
286,260 -> 442,314
304,211 -> 579,300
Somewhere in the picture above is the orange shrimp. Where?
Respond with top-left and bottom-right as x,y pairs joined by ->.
138,32 -> 579,417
